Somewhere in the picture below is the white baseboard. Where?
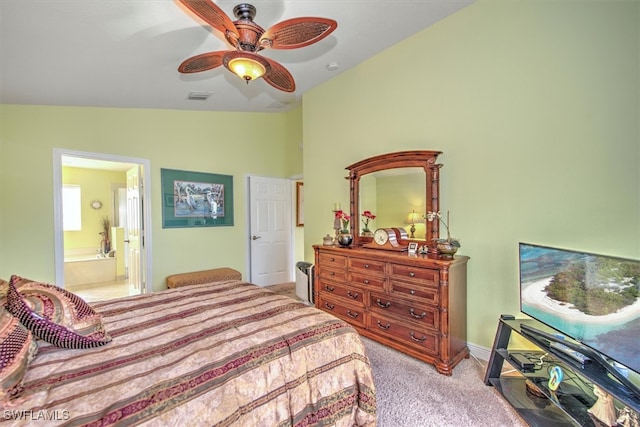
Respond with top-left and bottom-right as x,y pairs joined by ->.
468,341 -> 491,363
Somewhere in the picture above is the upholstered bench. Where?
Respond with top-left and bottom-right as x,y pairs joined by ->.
165,268 -> 242,289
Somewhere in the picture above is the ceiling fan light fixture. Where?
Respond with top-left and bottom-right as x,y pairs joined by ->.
178,1 -> 337,92
227,57 -> 266,82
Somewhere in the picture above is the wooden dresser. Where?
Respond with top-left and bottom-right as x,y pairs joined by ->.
314,245 -> 469,375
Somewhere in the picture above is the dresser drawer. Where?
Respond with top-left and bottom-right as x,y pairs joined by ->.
318,281 -> 364,305
368,313 -> 439,355
390,280 -> 439,305
350,272 -> 385,290
317,295 -> 365,327
389,264 -> 439,285
369,291 -> 439,331
318,267 -> 347,282
349,257 -> 385,275
318,252 -> 347,268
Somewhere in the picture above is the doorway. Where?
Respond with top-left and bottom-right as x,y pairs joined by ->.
248,176 -> 294,286
52,149 -> 152,300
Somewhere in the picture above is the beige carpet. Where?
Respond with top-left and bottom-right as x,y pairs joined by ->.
363,337 -> 526,426
267,282 -> 526,426
265,282 -> 299,300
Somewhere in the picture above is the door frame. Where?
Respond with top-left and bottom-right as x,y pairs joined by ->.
52,148 -> 153,294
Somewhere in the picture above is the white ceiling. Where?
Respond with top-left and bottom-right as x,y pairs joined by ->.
0,0 -> 474,113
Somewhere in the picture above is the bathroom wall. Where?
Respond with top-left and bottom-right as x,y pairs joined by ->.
62,166 -> 126,253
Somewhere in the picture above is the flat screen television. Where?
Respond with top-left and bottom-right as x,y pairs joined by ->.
519,242 -> 640,382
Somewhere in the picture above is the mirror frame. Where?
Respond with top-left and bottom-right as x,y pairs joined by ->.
346,150 -> 443,248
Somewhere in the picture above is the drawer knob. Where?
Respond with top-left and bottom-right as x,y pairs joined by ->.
364,264 -> 370,268
330,257 -> 335,262
329,271 -> 335,276
409,272 -> 415,277
409,290 -> 416,295
376,320 -> 391,330
347,291 -> 359,299
409,308 -> 426,319
364,279 -> 370,285
324,285 -> 335,292
324,302 -> 335,310
376,299 -> 391,308
410,332 -> 427,343
347,310 -> 359,319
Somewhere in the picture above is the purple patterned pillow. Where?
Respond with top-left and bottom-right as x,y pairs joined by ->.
0,307 -> 37,401
7,275 -> 107,338
6,276 -> 111,349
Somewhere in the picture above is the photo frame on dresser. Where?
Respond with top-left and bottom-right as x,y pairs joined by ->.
161,168 -> 234,228
408,242 -> 419,254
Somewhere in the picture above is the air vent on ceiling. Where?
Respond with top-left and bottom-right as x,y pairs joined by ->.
187,91 -> 212,101
266,101 -> 289,109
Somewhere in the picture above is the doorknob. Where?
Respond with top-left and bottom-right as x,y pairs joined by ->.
251,235 -> 261,240
124,240 -> 130,243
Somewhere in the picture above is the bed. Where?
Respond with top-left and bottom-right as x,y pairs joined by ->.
1,279 -> 377,426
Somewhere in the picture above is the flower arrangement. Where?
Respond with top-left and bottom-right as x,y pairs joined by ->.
361,210 -> 376,232
424,210 -> 460,247
334,210 -> 351,233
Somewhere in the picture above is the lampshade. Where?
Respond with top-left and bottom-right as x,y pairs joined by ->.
406,210 -> 421,225
227,57 -> 266,82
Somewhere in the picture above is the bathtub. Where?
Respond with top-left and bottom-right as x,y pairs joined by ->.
64,249 -> 116,286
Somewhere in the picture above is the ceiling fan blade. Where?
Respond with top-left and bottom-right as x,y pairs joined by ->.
178,51 -> 225,73
262,58 -> 296,92
259,17 -> 337,50
177,0 -> 239,43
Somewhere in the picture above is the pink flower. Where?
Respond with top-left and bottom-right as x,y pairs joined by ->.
361,210 -> 376,231
334,210 -> 351,232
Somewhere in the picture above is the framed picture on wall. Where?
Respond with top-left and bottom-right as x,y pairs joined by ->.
161,168 -> 234,228
296,182 -> 304,227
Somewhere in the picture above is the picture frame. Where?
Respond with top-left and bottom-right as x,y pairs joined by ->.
161,168 -> 234,228
408,242 -> 419,254
296,182 -> 304,227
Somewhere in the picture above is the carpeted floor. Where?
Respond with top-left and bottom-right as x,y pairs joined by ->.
265,282 -> 299,300
267,282 -> 527,427
362,337 -> 526,427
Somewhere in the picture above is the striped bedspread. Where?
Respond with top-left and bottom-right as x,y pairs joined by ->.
3,281 -> 377,426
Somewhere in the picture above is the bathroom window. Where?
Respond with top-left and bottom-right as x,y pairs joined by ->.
63,185 -> 82,231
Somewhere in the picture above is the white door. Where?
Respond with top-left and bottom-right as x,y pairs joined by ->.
249,176 -> 292,286
126,166 -> 144,295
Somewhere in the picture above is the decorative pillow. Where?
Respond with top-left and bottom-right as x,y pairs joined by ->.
6,276 -> 111,349
0,307 -> 37,401
0,278 -> 8,302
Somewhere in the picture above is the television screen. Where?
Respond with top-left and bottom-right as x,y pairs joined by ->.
519,243 -> 640,377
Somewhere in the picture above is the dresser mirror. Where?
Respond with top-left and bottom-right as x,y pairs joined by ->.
346,151 -> 443,248
359,169 -> 426,238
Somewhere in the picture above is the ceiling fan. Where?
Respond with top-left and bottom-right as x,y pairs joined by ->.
177,0 -> 338,92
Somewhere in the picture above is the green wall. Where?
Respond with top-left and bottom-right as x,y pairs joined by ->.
0,105 -> 297,289
284,106 -> 306,264
303,0 -> 640,348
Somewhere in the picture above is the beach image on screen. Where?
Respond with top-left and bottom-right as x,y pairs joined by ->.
520,243 -> 640,374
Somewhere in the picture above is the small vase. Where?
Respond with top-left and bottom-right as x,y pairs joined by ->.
101,238 -> 111,255
336,233 -> 353,247
436,240 -> 459,259
361,229 -> 374,237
